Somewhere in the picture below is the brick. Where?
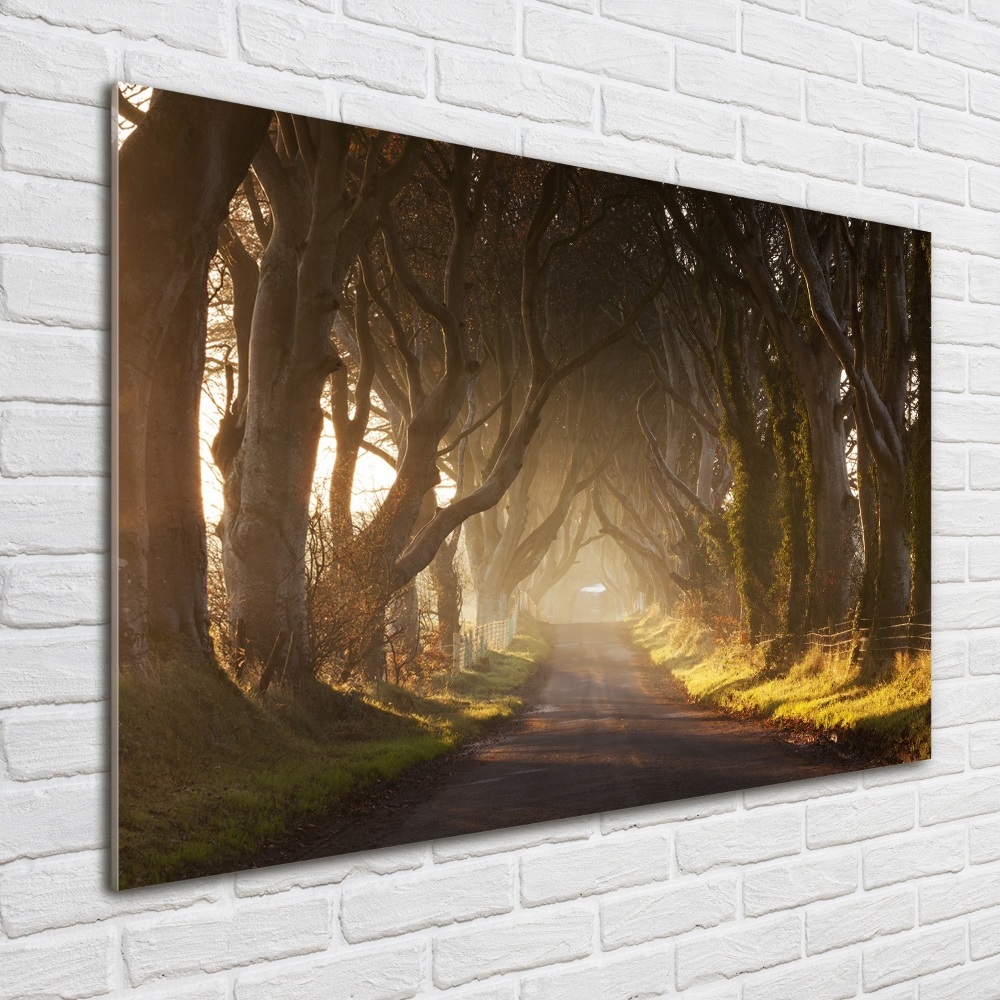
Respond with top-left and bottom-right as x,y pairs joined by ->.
971,447 -> 1000,488
937,398 -> 1000,445
0,850 -> 219,938
972,0 -> 1000,25
935,586 -> 1000,628
743,773 -> 858,808
920,869 -> 1000,924
0,627 -> 104,708
970,165 -> 1000,213
0,250 -> 106,329
601,875 -> 737,949
971,540 -> 1000,581
239,5 -> 427,96
603,88 -> 737,155
520,948 -> 671,1000
807,79 -> 914,145
0,24 -> 112,106
1,556 -> 107,627
0,777 -> 101,863
520,834 -> 670,906
742,952 -> 859,1000
922,204 -> 1000,258
933,252 -> 968,300
743,9 -> 857,81
971,258 -> 1000,304
0,928 -> 113,1000
523,7 -> 671,90
933,676 -> 1000,725
433,909 -> 592,988
921,107 -> 1000,167
921,773 -> 1000,825
123,899 -> 332,986
971,724 -> 1000,766
0,100 -> 105,184
863,144 -> 964,204
0,482 -> 104,555
919,12 -> 1000,76
920,961 -> 1000,1000
601,0 -> 737,49
936,301 -> 1000,348
807,790 -> 914,847
0,326 -> 104,402
970,632 -> 1000,674
235,845 -> 425,896
863,924 -> 965,991
807,0 -> 914,46
805,180 -> 914,228
937,494 -> 1000,536
747,0 -> 801,10
932,637 -> 967,679
341,860 -> 513,942
933,444 -> 966,491
521,126 -> 672,182
676,156 -> 804,207
745,117 -> 858,182
124,51 -> 330,121
3,0 -> 226,55
343,92 -> 518,154
676,809 -> 800,873
127,984 -> 227,1000
676,46 -> 801,119
432,816 -> 592,860
437,49 -> 593,125
600,793 -> 736,834
933,347 -> 967,393
743,850 -> 858,916
863,44 -> 966,110
1,702 -> 103,779
863,828 -> 966,889
0,405 -> 106,476
971,72 -> 1000,121
807,886 -> 914,955
675,914 -> 801,991
344,0 -> 516,53
972,909 -> 1000,958
234,942 -> 424,1000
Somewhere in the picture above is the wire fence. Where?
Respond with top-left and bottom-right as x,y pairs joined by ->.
762,613 -> 931,657
452,593 -> 541,672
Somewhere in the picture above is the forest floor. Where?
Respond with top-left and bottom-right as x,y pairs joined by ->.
116,620 -> 548,889
631,610 -> 931,765
252,622 -> 854,862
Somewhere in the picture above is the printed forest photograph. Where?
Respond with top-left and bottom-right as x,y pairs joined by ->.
115,85 -> 931,889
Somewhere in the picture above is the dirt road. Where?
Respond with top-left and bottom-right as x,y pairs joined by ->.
372,621 -> 848,848
253,622 -> 850,866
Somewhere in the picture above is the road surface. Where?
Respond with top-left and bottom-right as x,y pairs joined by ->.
254,621 -> 850,866
374,621 -> 848,847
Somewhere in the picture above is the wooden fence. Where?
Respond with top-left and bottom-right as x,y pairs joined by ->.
763,614 -> 930,657
452,593 -> 540,672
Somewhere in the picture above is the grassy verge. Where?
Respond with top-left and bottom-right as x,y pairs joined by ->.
631,610 -> 930,764
118,619 -> 548,889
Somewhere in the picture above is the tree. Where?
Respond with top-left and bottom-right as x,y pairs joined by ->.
118,89 -> 270,673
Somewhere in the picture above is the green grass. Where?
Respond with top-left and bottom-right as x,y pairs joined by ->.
117,621 -> 548,889
631,610 -> 930,764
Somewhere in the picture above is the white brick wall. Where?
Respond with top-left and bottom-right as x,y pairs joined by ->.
0,2 -> 998,998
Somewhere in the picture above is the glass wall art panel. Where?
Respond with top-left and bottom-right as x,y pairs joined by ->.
113,84 -> 931,888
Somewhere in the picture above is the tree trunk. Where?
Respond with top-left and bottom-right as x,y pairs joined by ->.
117,91 -> 270,674
145,266 -> 211,654
431,536 -> 463,654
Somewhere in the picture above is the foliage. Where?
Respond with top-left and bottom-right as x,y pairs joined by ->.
631,608 -> 930,763
117,619 -> 548,888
